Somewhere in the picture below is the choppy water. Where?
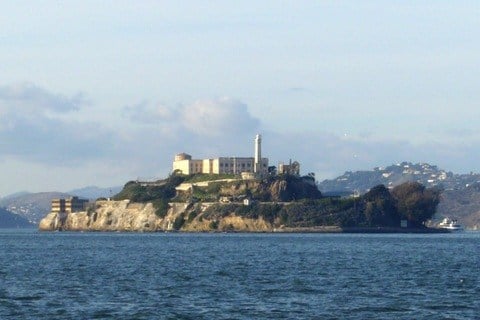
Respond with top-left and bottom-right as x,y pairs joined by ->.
0,230 -> 478,319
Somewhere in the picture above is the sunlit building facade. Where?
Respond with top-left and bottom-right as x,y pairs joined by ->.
173,135 -> 268,175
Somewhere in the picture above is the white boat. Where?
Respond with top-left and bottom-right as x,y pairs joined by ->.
438,217 -> 463,231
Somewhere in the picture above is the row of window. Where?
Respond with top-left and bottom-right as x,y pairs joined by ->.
220,162 -> 252,168
220,169 -> 253,173
185,162 -> 267,173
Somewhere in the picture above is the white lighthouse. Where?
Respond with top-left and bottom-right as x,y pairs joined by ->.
254,134 -> 262,174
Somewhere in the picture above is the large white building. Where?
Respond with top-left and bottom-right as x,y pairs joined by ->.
173,134 -> 268,176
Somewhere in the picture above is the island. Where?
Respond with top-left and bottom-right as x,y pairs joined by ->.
39,173 -> 443,233
39,134 -> 444,233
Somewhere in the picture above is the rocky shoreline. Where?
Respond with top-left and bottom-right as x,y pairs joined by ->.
38,200 -> 450,234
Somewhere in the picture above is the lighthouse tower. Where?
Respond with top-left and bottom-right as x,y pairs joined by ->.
254,134 -> 262,174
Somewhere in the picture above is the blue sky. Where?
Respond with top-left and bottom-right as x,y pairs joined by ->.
1,1 -> 479,195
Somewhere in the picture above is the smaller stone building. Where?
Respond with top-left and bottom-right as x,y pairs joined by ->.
51,196 -> 89,213
278,160 -> 300,176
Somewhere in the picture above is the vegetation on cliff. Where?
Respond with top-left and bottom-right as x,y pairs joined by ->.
111,173 -> 440,230
113,175 -> 185,202
317,182 -> 441,228
203,203 -> 282,224
113,174 -> 186,218
391,182 -> 441,227
114,173 -> 321,204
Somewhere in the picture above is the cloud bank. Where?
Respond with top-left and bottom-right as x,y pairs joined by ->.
121,97 -> 262,169
0,83 -> 114,164
0,83 -> 262,175
123,97 -> 259,137
1,82 -> 479,194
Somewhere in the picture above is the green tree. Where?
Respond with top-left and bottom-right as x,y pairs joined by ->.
362,185 -> 399,227
391,182 -> 441,227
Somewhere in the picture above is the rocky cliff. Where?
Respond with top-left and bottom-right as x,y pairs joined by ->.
40,174 -> 449,232
38,200 -> 277,232
39,200 -> 162,232
39,174 -> 324,232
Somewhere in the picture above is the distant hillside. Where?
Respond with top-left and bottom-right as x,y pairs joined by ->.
0,185 -> 122,225
0,207 -> 34,228
319,161 -> 480,194
68,186 -> 122,200
0,192 -> 70,224
318,162 -> 480,230
435,184 -> 480,229
0,191 -> 31,201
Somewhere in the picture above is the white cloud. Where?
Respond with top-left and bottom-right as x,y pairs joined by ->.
0,83 -> 113,164
180,97 -> 259,137
0,82 -> 84,114
123,101 -> 174,125
120,97 -> 262,161
123,97 -> 260,137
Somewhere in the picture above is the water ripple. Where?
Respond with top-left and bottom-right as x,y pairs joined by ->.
0,231 -> 478,319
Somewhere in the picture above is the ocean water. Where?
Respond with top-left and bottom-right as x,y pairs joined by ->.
0,230 -> 478,319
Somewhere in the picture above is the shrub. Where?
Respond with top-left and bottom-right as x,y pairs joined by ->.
173,215 -> 185,230
234,203 -> 282,223
277,198 -> 356,227
185,173 -> 236,183
153,199 -> 169,218
203,203 -> 239,219
209,220 -> 219,230
187,209 -> 199,222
